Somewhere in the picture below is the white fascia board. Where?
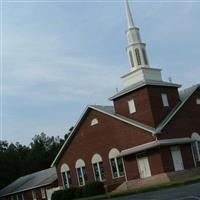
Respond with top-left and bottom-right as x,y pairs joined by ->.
109,81 -> 181,101
119,137 -> 194,157
51,105 -> 155,167
155,85 -> 199,134
51,106 -> 90,167
89,106 -> 155,134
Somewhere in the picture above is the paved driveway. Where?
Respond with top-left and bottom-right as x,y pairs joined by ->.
108,182 -> 200,200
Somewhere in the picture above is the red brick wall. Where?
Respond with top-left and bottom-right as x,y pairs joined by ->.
124,148 -> 165,180
160,145 -> 195,172
158,88 -> 200,139
56,108 -> 155,189
148,86 -> 180,126
180,144 -> 195,169
113,85 -> 180,127
113,86 -> 155,127
148,148 -> 165,175
160,146 -> 174,172
123,155 -> 140,181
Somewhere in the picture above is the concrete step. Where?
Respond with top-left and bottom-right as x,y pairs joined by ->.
114,167 -> 200,192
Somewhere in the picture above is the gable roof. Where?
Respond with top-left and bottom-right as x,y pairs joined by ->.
51,105 -> 156,167
51,84 -> 199,167
155,84 -> 200,133
0,168 -> 57,198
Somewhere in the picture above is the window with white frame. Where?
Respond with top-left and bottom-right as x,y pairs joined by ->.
191,133 -> 200,161
32,191 -> 37,200
92,154 -> 105,182
76,159 -> 88,186
21,194 -> 24,200
40,188 -> 46,199
109,148 -> 124,178
60,163 -> 72,188
161,94 -> 169,107
196,98 -> 200,105
128,99 -> 136,114
91,118 -> 98,126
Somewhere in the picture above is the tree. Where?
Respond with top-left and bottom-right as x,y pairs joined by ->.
0,132 -> 64,189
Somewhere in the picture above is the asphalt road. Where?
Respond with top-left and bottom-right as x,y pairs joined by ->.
108,182 -> 200,200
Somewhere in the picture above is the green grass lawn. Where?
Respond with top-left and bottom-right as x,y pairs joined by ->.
75,176 -> 200,200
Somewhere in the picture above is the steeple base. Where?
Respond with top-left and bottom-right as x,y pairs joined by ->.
121,67 -> 162,88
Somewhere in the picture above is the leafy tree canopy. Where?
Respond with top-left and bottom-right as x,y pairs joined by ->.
0,128 -> 73,190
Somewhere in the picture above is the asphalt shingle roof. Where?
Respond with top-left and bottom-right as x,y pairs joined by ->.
0,167 -> 57,197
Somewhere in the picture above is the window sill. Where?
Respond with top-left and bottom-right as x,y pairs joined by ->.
112,175 -> 125,180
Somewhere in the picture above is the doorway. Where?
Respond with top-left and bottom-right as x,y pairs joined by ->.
171,146 -> 184,171
137,157 -> 151,178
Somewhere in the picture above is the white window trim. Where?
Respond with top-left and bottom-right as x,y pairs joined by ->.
41,188 -> 46,199
21,194 -> 25,200
92,154 -> 105,182
109,157 -> 124,179
128,99 -> 136,114
196,98 -> 200,105
76,167 -> 86,186
161,94 -> 169,107
92,162 -> 105,182
109,149 -> 124,179
61,163 -> 71,188
91,118 -> 98,126
194,141 -> 200,161
191,133 -> 200,162
61,171 -> 70,188
32,191 -> 37,200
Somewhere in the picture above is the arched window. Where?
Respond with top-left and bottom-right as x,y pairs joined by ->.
75,159 -> 87,186
91,118 -> 98,126
142,48 -> 148,65
129,51 -> 134,68
135,48 -> 141,65
109,148 -> 124,178
60,163 -> 72,188
91,154 -> 105,181
191,133 -> 200,161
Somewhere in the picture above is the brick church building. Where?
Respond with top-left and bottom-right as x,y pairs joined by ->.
51,0 -> 200,191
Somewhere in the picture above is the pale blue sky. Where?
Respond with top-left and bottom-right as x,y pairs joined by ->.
1,1 -> 200,144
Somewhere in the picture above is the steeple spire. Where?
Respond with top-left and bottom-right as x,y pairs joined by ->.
125,0 -> 135,29
124,0 -> 149,70
122,0 -> 163,88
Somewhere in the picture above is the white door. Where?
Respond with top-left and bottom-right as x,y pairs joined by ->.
137,157 -> 151,178
171,146 -> 184,171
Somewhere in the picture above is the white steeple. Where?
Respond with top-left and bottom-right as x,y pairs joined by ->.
122,0 -> 163,87
125,0 -> 149,70
125,0 -> 134,29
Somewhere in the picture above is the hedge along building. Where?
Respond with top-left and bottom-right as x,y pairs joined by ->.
51,0 -> 200,191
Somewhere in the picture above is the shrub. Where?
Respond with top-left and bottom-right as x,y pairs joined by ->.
75,187 -> 84,198
83,181 -> 105,197
51,189 -> 64,200
51,182 -> 105,200
63,187 -> 76,200
51,187 -> 76,200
